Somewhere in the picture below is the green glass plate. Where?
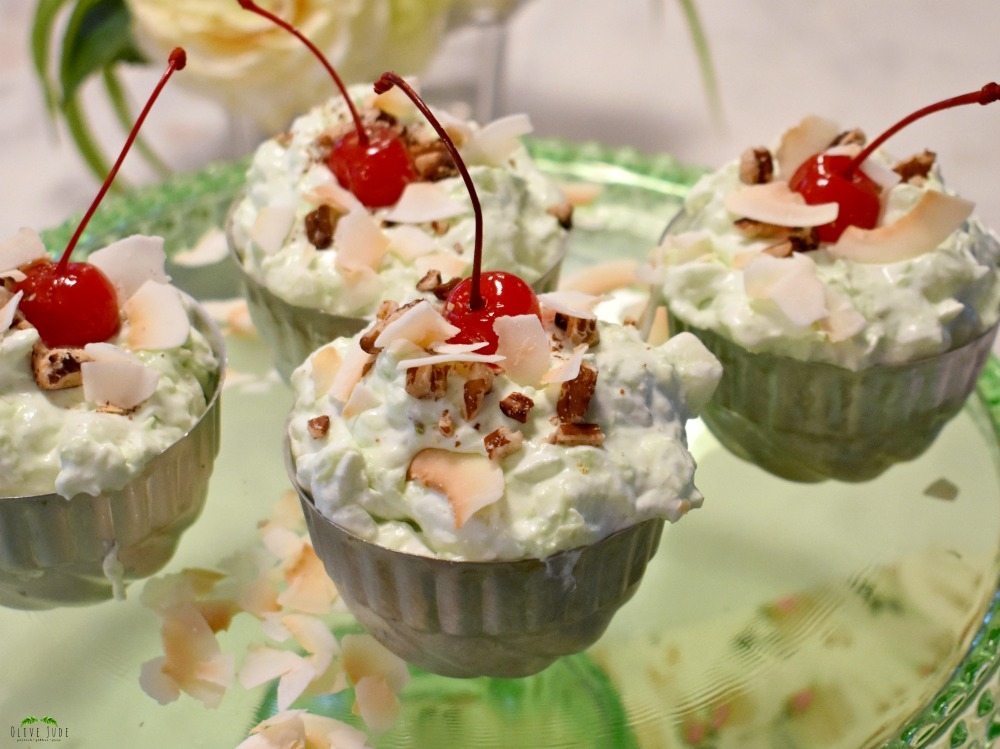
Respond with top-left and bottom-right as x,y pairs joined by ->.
4,139 -> 999,749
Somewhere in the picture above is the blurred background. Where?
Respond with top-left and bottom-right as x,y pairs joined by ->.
1,0 -> 998,239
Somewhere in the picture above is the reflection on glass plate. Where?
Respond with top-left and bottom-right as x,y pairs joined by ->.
3,140 -> 996,749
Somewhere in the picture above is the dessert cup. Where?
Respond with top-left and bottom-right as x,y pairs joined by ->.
291,467 -> 663,679
0,299 -> 225,609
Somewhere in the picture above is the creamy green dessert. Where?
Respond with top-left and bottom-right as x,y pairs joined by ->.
229,86 -> 570,318
288,292 -> 720,561
0,233 -> 220,499
652,117 -> 1000,370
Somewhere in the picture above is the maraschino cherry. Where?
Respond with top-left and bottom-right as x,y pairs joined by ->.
790,82 -> 1000,243
238,0 -> 416,208
372,73 -> 540,354
15,48 -> 187,348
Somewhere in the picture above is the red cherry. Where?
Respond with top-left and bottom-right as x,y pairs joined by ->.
15,260 -> 120,348
239,0 -> 416,208
789,153 -> 881,243
328,123 -> 416,208
13,48 -> 185,348
790,82 -> 1000,244
444,272 -> 541,354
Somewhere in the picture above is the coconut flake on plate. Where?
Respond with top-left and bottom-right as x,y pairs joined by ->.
383,182 -> 465,224
277,542 -> 338,615
725,181 -> 839,228
0,227 -> 47,273
494,314 -> 551,386
333,209 -> 390,272
88,235 -> 169,302
774,115 -> 842,178
407,448 -> 505,528
124,280 -> 191,350
830,190 -> 975,263
252,204 -> 296,255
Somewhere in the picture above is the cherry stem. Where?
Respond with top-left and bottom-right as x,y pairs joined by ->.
846,82 -> 1000,177
374,72 -> 485,310
237,0 -> 367,147
58,48 -> 187,274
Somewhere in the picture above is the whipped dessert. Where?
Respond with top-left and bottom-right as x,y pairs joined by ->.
0,230 -> 220,499
652,115 -> 1000,370
287,290 -> 721,561
228,85 -> 571,319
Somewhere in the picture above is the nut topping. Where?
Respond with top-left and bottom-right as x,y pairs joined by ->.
307,415 -> 331,439
462,362 -> 494,419
554,312 -> 600,346
304,204 -> 341,249
894,150 -> 937,183
738,147 -> 774,185
484,426 -> 524,460
405,363 -> 450,399
557,362 -> 597,423
548,422 -> 605,447
499,392 -> 534,423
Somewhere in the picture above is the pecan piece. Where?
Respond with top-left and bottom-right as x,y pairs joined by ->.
462,362 -> 495,420
546,201 -> 574,230
304,204 -> 340,250
484,426 -> 524,461
763,231 -> 819,257
359,300 -> 418,353
554,312 -> 600,346
738,147 -> 774,185
830,128 -> 866,148
307,415 -> 331,439
406,363 -> 451,400
438,409 -> 454,436
557,362 -> 598,423
548,422 -> 605,447
499,392 -> 534,423
894,150 -> 936,183
31,340 -> 91,390
409,140 -> 458,181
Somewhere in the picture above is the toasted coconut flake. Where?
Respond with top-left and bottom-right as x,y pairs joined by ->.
334,209 -> 390,272
342,381 -> 380,419
407,448 -> 505,528
430,341 -> 488,354
328,340 -> 371,405
354,676 -> 401,736
82,358 -> 160,410
278,543 -> 338,615
743,253 -> 828,327
383,182 -> 465,223
310,344 -> 342,395
465,113 -> 532,165
124,280 -> 190,350
774,115 -> 842,178
538,290 -> 603,320
239,646 -> 304,689
341,633 -> 410,694
373,83 -> 418,120
725,181 -> 839,228
414,252 -> 469,280
251,204 -> 296,255
0,228 -> 47,272
1,290 -> 22,331
494,314 -> 551,386
373,300 -> 460,350
384,225 -> 437,260
830,190 -> 975,263
541,343 -> 589,385
239,710 -> 372,749
88,235 -> 169,302
558,259 -> 637,295
397,351 -> 504,370
307,180 -> 365,214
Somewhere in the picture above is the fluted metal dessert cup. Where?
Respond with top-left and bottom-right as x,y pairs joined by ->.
0,299 -> 226,609
669,316 -> 997,482
227,204 -> 566,382
287,466 -> 664,679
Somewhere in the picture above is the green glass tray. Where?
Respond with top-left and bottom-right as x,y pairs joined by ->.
3,139 -> 998,748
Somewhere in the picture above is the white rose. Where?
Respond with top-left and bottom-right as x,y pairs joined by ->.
125,0 -> 454,133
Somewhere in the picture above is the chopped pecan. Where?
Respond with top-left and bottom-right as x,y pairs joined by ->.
31,340 -> 91,390
96,403 -> 133,416
894,150 -> 936,183
438,409 -> 454,436
546,201 -> 574,230
554,313 -> 600,346
462,362 -> 495,420
359,300 -> 418,353
406,363 -> 451,400
557,362 -> 598,423
830,129 -> 866,148
375,300 -> 400,321
408,140 -> 458,181
738,147 -> 774,185
304,204 -> 340,250
763,231 -> 819,257
548,422 -> 605,447
416,269 -> 443,293
499,392 -> 534,423
307,415 -> 331,439
484,426 -> 524,460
